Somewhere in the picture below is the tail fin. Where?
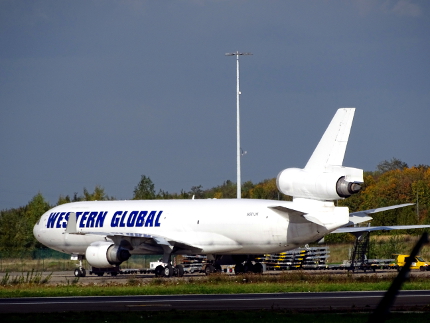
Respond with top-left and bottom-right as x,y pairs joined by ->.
305,108 -> 355,171
277,107 -> 362,201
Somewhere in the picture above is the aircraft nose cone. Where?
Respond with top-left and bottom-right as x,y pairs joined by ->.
33,218 -> 42,241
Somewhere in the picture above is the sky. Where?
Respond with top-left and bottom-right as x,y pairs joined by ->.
1,0 -> 429,210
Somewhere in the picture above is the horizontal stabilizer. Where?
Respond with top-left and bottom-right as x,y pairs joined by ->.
333,225 -> 430,234
346,203 -> 415,226
350,203 -> 414,217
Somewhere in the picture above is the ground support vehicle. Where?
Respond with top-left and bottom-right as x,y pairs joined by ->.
394,254 -> 430,271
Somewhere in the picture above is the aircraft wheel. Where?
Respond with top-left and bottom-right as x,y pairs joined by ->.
235,263 -> 244,275
97,272 -> 104,277
244,262 -> 254,273
214,264 -> 222,273
154,265 -> 164,277
74,268 -> 86,277
253,263 -> 263,274
175,265 -> 184,277
164,264 -> 173,277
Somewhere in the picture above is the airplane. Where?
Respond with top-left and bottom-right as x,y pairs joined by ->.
33,108 -> 428,278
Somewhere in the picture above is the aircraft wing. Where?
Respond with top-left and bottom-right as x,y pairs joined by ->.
268,206 -> 322,225
65,212 -> 203,253
72,230 -> 203,254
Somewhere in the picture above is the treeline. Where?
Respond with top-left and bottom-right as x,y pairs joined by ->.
1,158 -> 429,255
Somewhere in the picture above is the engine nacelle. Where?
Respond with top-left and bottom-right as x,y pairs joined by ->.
85,241 -> 131,268
276,166 -> 363,201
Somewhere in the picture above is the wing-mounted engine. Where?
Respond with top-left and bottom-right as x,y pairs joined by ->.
276,165 -> 363,201
85,241 -> 131,268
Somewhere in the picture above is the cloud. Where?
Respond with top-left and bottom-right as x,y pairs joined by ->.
356,0 -> 423,17
386,0 -> 422,17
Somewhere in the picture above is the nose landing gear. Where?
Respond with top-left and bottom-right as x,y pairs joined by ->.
73,255 -> 86,277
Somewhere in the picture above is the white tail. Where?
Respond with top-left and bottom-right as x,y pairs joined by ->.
276,108 -> 363,201
305,108 -> 355,171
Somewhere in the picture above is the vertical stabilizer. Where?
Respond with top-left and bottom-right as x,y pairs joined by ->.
305,108 -> 355,171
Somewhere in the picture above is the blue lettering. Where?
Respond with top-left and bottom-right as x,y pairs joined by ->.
56,212 -> 65,228
95,211 -> 107,227
111,211 -> 122,227
155,211 -> 162,227
136,211 -> 147,227
79,212 -> 89,228
47,213 -> 59,228
145,211 -> 156,227
86,212 -> 98,228
127,211 -> 138,227
119,211 -> 128,228
109,210 -> 163,228
76,212 -> 82,221
62,212 -> 70,228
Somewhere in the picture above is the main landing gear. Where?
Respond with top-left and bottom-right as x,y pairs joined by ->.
154,264 -> 185,278
204,255 -> 264,275
204,263 -> 222,275
154,244 -> 186,277
234,261 -> 263,274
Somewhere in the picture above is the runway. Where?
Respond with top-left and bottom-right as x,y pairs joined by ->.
1,290 -> 430,313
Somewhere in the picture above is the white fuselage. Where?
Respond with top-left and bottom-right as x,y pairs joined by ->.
33,198 -> 349,257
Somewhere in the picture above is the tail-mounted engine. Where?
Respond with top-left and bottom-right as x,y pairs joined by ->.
276,165 -> 363,201
85,241 -> 131,268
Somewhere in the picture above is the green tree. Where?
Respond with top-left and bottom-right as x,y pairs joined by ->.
133,175 -> 156,200
87,185 -> 110,201
24,193 -> 51,249
57,195 -> 71,205
241,181 -> 255,198
0,207 -> 27,256
376,158 -> 408,173
205,180 -> 236,199
189,185 -> 204,199
0,193 -> 51,255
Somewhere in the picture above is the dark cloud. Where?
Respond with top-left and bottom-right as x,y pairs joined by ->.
1,0 -> 429,209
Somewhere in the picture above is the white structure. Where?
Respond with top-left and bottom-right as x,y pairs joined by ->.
225,51 -> 252,199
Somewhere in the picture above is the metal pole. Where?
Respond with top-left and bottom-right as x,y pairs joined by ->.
236,53 -> 241,199
225,51 -> 252,199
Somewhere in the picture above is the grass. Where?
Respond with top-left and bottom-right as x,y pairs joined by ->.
0,254 -> 158,272
0,269 -> 52,286
1,271 -> 430,298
